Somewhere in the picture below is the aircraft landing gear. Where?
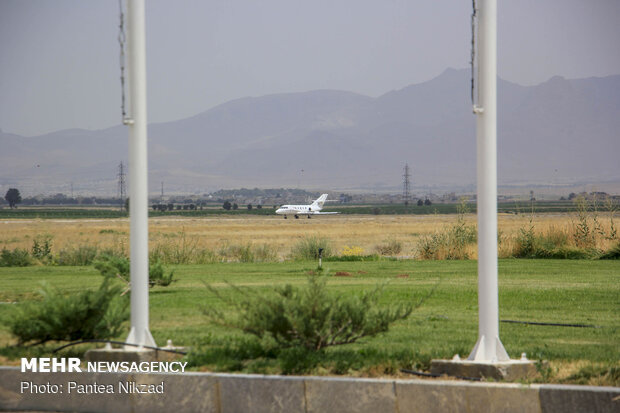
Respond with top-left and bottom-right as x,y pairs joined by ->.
307,215 -> 311,219
294,215 -> 299,219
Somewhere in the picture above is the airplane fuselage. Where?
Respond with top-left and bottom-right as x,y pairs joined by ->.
275,205 -> 320,218
275,194 -> 337,219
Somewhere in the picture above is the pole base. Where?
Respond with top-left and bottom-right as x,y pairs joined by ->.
430,354 -> 538,381
125,326 -> 157,350
467,334 -> 510,362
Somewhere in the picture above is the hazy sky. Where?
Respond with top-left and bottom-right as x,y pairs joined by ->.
1,0 -> 619,137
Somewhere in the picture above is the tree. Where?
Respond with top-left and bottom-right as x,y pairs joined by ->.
203,275 -> 414,352
232,203 -> 239,210
223,201 -> 232,210
247,204 -> 253,210
5,188 -> 22,208
417,199 -> 424,206
424,199 -> 432,206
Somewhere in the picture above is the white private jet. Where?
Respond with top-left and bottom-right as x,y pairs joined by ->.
275,194 -> 339,219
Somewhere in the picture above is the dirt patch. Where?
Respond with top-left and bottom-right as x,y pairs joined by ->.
334,271 -> 353,277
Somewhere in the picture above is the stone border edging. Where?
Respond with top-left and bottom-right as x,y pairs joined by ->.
1,367 -> 618,413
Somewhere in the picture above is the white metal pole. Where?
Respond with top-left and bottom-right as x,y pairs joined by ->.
125,0 -> 155,348
468,0 -> 508,362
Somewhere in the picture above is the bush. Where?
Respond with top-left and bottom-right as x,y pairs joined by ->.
149,260 -> 175,286
416,229 -> 474,260
94,254 -> 130,282
600,242 -> 620,259
31,235 -> 53,263
150,230 -> 199,264
375,239 -> 403,256
0,248 -> 33,267
416,233 -> 447,260
94,254 -> 175,289
513,225 -> 598,259
416,200 -> 476,260
204,275 -> 413,351
7,278 -> 129,345
55,245 -> 98,266
290,236 -> 332,260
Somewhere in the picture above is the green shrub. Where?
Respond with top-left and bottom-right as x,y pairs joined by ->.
204,275 -> 412,351
55,245 -> 98,266
31,235 -> 53,263
94,254 -> 130,282
416,233 -> 445,260
290,236 -> 332,260
94,254 -> 174,289
0,248 -> 33,267
7,278 -> 129,345
149,260 -> 175,286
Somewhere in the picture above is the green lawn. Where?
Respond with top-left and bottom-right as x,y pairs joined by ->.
0,259 -> 618,384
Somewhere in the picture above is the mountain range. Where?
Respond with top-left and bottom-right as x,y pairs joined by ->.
1,68 -> 619,195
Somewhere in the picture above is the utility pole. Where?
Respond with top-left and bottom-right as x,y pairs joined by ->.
124,0 -> 155,348
402,163 -> 411,206
117,161 -> 127,211
430,0 -> 534,379
468,0 -> 508,363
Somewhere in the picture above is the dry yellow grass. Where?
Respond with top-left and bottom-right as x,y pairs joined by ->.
1,212 -> 617,260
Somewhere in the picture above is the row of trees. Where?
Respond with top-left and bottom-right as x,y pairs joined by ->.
222,201 -> 264,211
404,199 -> 432,206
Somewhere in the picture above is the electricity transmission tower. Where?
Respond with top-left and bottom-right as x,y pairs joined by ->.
402,163 -> 411,205
117,161 -> 127,211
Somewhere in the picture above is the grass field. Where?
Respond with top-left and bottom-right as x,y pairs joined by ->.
0,211 -> 617,384
0,259 -> 618,385
1,212 -> 617,262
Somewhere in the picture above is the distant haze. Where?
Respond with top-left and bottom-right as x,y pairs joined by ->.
1,0 -> 619,137
1,69 -> 619,196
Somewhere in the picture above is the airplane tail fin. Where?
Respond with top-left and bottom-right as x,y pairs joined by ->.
311,194 -> 329,209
